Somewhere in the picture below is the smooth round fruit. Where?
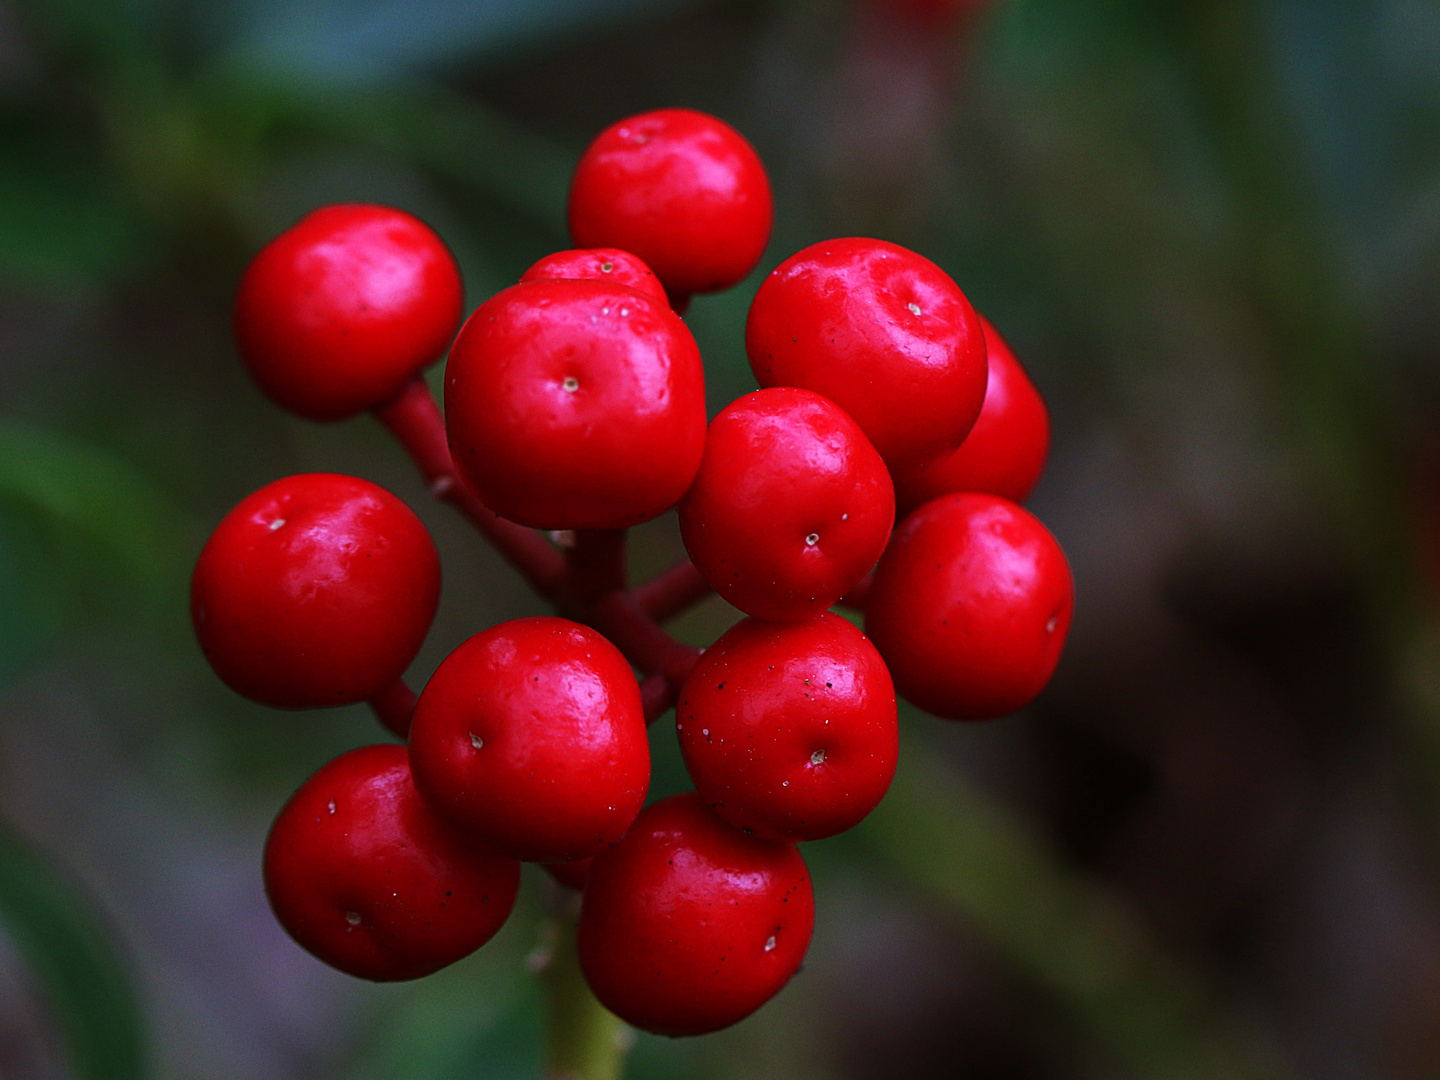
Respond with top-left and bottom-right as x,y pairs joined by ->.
233,204 -> 463,421
409,617 -> 649,863
679,388 -> 895,621
577,794 -> 813,1036
745,237 -> 987,474
444,278 -> 707,529
263,744 -> 520,981
677,612 -> 898,841
568,108 -> 773,299
191,473 -> 440,709
520,247 -> 668,304
894,316 -> 1049,513
865,493 -> 1073,719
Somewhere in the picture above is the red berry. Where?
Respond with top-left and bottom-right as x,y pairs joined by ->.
893,316 -> 1049,514
865,493 -> 1073,719
678,388 -> 895,620
520,247 -> 668,305
444,278 -> 707,529
568,108 -> 773,299
745,237 -> 987,474
263,744 -> 520,981
677,612 -> 898,841
408,617 -> 649,863
191,473 -> 440,709
233,204 -> 463,421
577,793 -> 813,1036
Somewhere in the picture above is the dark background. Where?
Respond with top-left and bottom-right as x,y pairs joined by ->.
3,0 -> 1440,1077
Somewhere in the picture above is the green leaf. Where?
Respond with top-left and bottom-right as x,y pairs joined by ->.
0,418 -> 175,582
0,829 -> 145,1080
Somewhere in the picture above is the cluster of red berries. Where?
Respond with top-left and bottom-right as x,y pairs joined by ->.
191,107 -> 1072,1037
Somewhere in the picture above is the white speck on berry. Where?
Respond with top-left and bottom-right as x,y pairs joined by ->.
470,732 -> 485,750
764,935 -> 777,952
908,303 -> 922,316
268,518 -> 285,531
563,377 -> 579,393
804,533 -> 819,547
810,749 -> 826,766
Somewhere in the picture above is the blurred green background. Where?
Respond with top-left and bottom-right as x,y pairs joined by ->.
3,0 -> 1440,1077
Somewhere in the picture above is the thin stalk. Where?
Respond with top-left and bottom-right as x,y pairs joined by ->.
536,907 -> 631,1080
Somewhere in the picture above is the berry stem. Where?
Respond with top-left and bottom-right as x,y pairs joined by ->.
538,908 -> 631,1080
632,557 -> 711,622
373,379 -> 566,599
375,377 -> 702,722
367,678 -> 417,739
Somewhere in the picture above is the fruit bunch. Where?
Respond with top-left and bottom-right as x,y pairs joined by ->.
192,107 -> 1072,1038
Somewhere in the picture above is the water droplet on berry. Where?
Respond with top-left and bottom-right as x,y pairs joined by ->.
810,749 -> 826,766
562,376 -> 579,393
268,518 -> 285,531
908,302 -> 922,316
470,732 -> 485,750
804,533 -> 819,547
764,935 -> 777,952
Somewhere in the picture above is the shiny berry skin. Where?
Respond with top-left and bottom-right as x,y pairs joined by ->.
444,279 -> 707,529
520,247 -> 668,304
745,237 -> 988,474
263,744 -> 520,981
894,316 -> 1050,514
408,617 -> 649,863
233,204 -> 463,421
865,493 -> 1073,720
191,473 -> 441,709
679,388 -> 894,620
577,793 -> 814,1036
568,108 -> 773,299
677,612 -> 898,841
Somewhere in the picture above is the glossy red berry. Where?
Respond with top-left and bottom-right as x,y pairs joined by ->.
263,744 -> 520,981
568,108 -> 773,300
444,278 -> 707,529
865,493 -> 1073,720
233,204 -> 463,421
894,316 -> 1050,514
677,612 -> 898,841
191,473 -> 440,709
678,388 -> 894,620
745,237 -> 987,475
577,793 -> 814,1036
408,617 -> 649,863
520,247 -> 668,304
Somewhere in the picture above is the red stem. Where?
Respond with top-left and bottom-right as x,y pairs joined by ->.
373,377 -> 704,730
633,558 -> 712,622
372,379 -> 565,599
368,678 -> 418,739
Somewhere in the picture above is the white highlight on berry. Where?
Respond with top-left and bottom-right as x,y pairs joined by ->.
327,799 -> 336,815
268,518 -> 285,530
